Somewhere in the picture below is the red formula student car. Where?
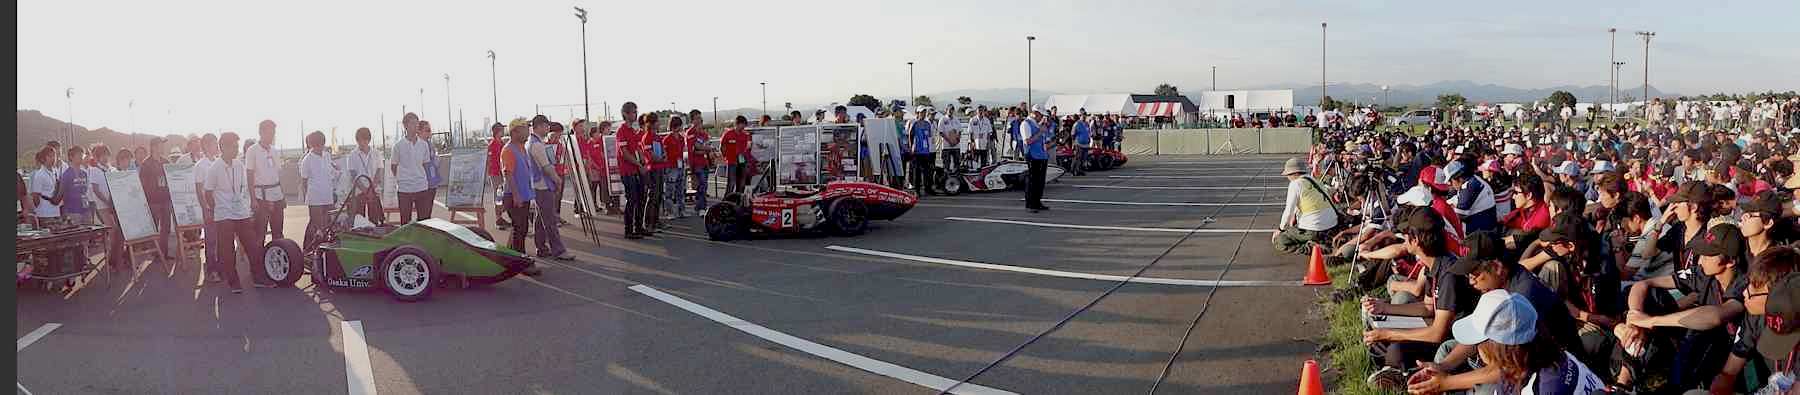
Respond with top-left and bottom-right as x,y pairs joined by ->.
704,181 -> 917,241
1055,146 -> 1129,171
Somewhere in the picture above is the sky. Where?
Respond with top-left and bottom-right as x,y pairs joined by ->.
18,0 -> 1800,148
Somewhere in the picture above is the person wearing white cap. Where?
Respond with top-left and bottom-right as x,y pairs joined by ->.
1273,157 -> 1338,255
1408,290 -> 1606,394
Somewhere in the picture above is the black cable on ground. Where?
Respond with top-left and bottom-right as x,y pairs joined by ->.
939,161 -> 1272,395
1146,164 -> 1273,394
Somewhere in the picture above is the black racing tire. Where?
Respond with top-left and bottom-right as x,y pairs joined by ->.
1099,155 -> 1115,170
262,239 -> 304,287
379,246 -> 441,302
941,174 -> 964,196
705,202 -> 745,241
828,199 -> 869,236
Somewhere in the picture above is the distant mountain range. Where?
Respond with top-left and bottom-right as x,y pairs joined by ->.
1263,80 -> 1676,107
15,109 -> 192,166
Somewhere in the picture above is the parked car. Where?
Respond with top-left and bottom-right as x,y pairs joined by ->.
1390,109 -> 1434,126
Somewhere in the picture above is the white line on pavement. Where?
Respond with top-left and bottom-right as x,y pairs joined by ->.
16,323 -> 61,352
341,321 -> 378,395
627,285 -> 1016,395
18,382 -> 33,395
1067,184 -> 1285,191
1151,160 -> 1289,165
825,246 -> 1301,287
943,217 -> 1275,234
1133,167 -> 1275,171
1040,198 -> 1281,207
1107,175 -> 1286,179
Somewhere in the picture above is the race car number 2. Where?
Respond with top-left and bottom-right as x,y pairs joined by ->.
781,209 -> 795,228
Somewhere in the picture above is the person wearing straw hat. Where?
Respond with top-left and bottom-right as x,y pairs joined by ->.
1273,157 -> 1338,255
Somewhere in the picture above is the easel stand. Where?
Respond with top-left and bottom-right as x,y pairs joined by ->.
123,236 -> 164,270
175,224 -> 205,265
447,206 -> 486,232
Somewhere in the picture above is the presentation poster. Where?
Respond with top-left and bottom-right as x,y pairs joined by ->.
777,125 -> 820,186
105,170 -> 158,241
163,163 -> 202,227
603,135 -> 621,197
443,148 -> 488,207
861,118 -> 901,182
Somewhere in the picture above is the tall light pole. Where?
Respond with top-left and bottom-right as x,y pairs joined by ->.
1320,22 -> 1328,109
907,61 -> 915,107
1210,65 -> 1216,91
443,73 -> 452,142
712,97 -> 718,125
575,7 -> 591,123
128,99 -> 136,132
418,88 -> 425,118
760,82 -> 767,118
1026,36 -> 1036,107
1613,61 -> 1626,120
1612,28 -> 1627,120
1381,85 -> 1389,108
65,88 -> 74,145
487,50 -> 498,125
1637,31 -> 1655,119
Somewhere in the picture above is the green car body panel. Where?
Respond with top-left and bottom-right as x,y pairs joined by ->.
318,219 -> 533,288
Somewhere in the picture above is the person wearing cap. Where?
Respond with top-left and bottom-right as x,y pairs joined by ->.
1616,220 -> 1749,392
1360,208 -> 1478,390
1408,289 -> 1607,394
139,136 -> 177,260
1723,247 -> 1800,394
1022,110 -> 1051,212
1273,157 -> 1339,255
486,122 -> 514,229
1446,156 -> 1500,235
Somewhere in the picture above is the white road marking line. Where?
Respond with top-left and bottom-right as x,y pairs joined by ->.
1107,175 -> 1286,179
944,217 -> 1275,234
16,323 -> 61,352
1133,167 -> 1275,171
18,382 -> 33,395
1068,184 -> 1284,191
1152,160 -> 1289,165
341,321 -> 378,395
627,285 -> 1016,395
1040,198 -> 1281,207
825,246 -> 1301,287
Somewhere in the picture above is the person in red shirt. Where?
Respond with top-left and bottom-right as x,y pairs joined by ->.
685,110 -> 714,213
662,116 -> 689,219
486,122 -> 512,229
616,103 -> 649,238
641,113 -> 665,231
579,121 -> 611,214
721,116 -> 751,196
1500,173 -> 1552,249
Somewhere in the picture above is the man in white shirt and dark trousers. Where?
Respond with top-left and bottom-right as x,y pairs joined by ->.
299,131 -> 337,251
938,107 -> 964,176
969,107 -> 993,168
206,132 -> 264,292
1273,158 -> 1339,255
529,116 -> 575,260
344,128 -> 383,224
390,113 -> 434,223
246,120 -> 287,244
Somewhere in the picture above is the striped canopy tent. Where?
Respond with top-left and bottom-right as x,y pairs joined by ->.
1135,102 -> 1182,117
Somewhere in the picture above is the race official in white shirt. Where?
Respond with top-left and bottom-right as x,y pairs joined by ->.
245,120 -> 286,244
299,131 -> 338,250
205,132 -> 265,291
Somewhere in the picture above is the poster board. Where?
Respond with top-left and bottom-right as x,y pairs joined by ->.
603,135 -> 622,197
105,170 -> 159,241
444,148 -> 488,207
163,163 -> 203,227
819,124 -> 862,183
861,118 -> 901,182
748,127 -> 779,193
776,125 -> 820,186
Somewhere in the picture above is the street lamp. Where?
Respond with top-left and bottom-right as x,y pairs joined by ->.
1608,28 -> 1616,121
64,87 -> 74,145
1637,31 -> 1655,119
1321,22 -> 1328,109
1026,36 -> 1036,107
444,73 -> 452,143
761,82 -> 767,118
575,7 -> 591,123
418,88 -> 425,118
1613,61 -> 1626,119
712,97 -> 718,125
1211,65 -> 1216,91
487,50 -> 498,125
1381,85 -> 1389,108
907,61 -> 915,107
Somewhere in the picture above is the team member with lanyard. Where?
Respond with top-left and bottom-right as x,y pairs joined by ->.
685,110 -> 714,214
246,120 -> 286,242
720,116 -> 750,197
528,117 -> 575,261
205,132 -> 262,292
1023,110 -> 1052,212
938,106 -> 963,177
195,134 -> 222,282
906,109 -> 935,197
663,116 -> 689,219
616,103 -> 650,239
969,107 -> 994,168
641,113 -> 665,231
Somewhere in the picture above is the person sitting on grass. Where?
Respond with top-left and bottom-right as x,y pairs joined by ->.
1408,290 -> 1608,394
1711,245 -> 1800,394
1359,208 -> 1479,391
1612,221 -> 1749,393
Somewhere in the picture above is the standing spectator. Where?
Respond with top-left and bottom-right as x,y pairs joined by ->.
1071,115 -> 1091,176
580,121 -> 610,214
686,110 -> 713,214
527,117 -> 574,260
86,145 -> 123,270
1273,157 -> 1339,254
196,134 -> 221,282
27,146 -> 62,228
969,107 -> 993,168
641,113 -> 665,231
617,103 -> 649,239
663,116 -> 689,219
299,131 -> 336,252
57,146 -> 92,226
141,137 -> 177,260
545,122 -> 569,222
1022,110 -> 1051,212
390,113 -> 432,223
498,124 -> 537,253
418,121 -> 442,219
720,116 -> 750,197
246,120 -> 286,243
906,109 -> 935,197
344,128 -> 383,225
486,123 -> 511,228
205,132 -> 260,293
938,108 -> 963,177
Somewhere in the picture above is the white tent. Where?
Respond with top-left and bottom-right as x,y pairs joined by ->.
1041,94 -> 1138,116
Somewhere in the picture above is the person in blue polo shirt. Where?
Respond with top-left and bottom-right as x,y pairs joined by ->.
1024,110 -> 1051,212
1072,115 -> 1092,176
907,110 -> 935,197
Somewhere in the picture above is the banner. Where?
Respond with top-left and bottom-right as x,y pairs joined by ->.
443,148 -> 488,207
776,125 -> 820,186
163,163 -> 202,227
105,170 -> 158,241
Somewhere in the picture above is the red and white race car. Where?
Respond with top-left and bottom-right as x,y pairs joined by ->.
1055,146 -> 1129,171
705,181 -> 917,241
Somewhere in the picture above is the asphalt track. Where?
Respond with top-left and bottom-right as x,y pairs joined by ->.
16,154 -> 1325,394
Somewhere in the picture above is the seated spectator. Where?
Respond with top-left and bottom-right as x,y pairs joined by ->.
1273,157 -> 1339,255
1407,290 -> 1606,394
1614,221 -> 1748,393
1713,246 -> 1800,394
1501,173 -> 1553,252
1359,208 -> 1478,390
1447,157 -> 1500,235
1611,191 -> 1675,280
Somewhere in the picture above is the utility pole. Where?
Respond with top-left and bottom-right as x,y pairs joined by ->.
1613,61 -> 1626,120
1637,31 -> 1655,120
575,7 -> 592,123
761,82 -> 767,118
1210,66 -> 1216,91
1608,28 -> 1617,121
444,74 -> 452,144
907,61 -> 915,107
65,88 -> 74,145
488,50 -> 498,126
1321,22 -> 1328,110
1026,36 -> 1036,108
712,97 -> 719,126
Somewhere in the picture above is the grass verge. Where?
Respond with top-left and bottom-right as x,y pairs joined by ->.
1319,262 -> 1398,395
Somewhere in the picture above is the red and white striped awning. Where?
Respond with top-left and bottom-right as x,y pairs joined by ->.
1135,102 -> 1181,117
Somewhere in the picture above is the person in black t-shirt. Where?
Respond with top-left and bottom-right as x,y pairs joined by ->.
1714,246 -> 1800,394
1616,222 -> 1749,392
1359,208 -> 1479,391
1418,231 -> 1586,392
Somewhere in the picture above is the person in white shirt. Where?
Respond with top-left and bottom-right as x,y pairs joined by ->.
27,146 -> 62,227
83,145 -> 126,270
937,106 -> 963,175
299,131 -> 337,250
343,127 -> 383,224
526,115 -> 573,260
194,133 -> 223,283
1273,157 -> 1339,255
389,113 -> 434,223
205,132 -> 262,292
245,120 -> 286,244
969,107 -> 994,167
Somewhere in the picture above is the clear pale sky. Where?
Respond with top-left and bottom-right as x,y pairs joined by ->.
18,0 -> 1799,148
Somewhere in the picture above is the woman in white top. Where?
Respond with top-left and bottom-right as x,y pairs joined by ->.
27,146 -> 62,227
969,108 -> 994,168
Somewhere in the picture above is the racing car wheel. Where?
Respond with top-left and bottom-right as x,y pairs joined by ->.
941,173 -> 964,196
827,199 -> 868,236
705,202 -> 747,241
379,246 -> 441,302
262,239 -> 304,287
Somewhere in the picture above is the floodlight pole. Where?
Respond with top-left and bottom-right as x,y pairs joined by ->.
907,62 -> 915,107
576,7 -> 591,123
1321,22 -> 1328,109
1637,31 -> 1654,119
488,50 -> 498,125
1026,36 -> 1036,107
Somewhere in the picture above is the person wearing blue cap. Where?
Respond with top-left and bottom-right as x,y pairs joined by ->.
1408,290 -> 1605,394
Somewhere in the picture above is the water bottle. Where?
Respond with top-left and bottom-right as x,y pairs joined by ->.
1757,372 -> 1795,395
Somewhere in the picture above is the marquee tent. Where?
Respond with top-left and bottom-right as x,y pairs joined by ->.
1040,94 -> 1138,116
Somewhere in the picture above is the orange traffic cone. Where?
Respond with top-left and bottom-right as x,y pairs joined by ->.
1303,245 -> 1332,286
1297,359 -> 1324,395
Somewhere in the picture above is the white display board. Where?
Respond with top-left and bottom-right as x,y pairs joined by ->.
163,163 -> 202,227
444,148 -> 488,207
861,118 -> 902,181
105,170 -> 159,241
602,135 -> 622,197
777,125 -> 820,186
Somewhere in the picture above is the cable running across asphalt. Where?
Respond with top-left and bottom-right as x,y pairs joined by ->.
938,164 -> 1269,394
1147,165 -> 1274,394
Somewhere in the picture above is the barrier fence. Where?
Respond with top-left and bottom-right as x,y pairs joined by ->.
1120,127 -> 1314,155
